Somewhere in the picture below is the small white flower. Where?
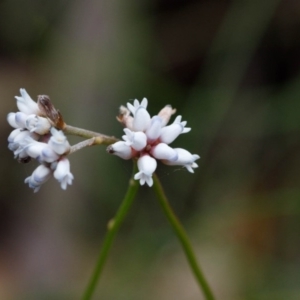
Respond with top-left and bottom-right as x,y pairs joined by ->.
127,98 -> 148,115
146,116 -> 163,142
15,88 -> 40,115
127,98 -> 151,132
134,155 -> 157,187
48,128 -> 70,155
7,113 -> 19,128
53,158 -> 74,190
107,141 -> 135,160
12,137 -> 33,159
122,128 -> 147,151
25,141 -> 59,163
163,148 -> 200,173
132,106 -> 151,132
150,143 -> 178,161
159,115 -> 191,144
25,164 -> 52,193
14,112 -> 28,128
8,129 -> 39,157
26,115 -> 51,135
8,128 -> 25,144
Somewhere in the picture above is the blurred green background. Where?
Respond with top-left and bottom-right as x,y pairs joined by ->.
1,0 -> 300,299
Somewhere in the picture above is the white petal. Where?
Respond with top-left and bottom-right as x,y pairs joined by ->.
8,129 -> 39,158
41,147 -> 60,163
159,124 -> 181,144
25,164 -> 52,193
162,148 -> 200,173
146,116 -> 162,142
8,128 -> 23,143
122,129 -> 147,151
7,113 -> 18,128
26,115 -> 51,135
8,130 -> 36,153
140,98 -> 148,108
150,143 -> 178,161
15,112 -> 28,128
26,141 -> 59,162
127,102 -> 135,115
12,135 -> 34,158
159,115 -> 191,144
54,158 -> 74,190
107,141 -> 135,160
25,141 -> 48,158
132,106 -> 151,132
15,88 -> 39,115
134,155 -> 157,187
127,98 -> 148,115
48,128 -> 70,155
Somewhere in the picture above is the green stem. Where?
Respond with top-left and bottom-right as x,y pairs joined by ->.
81,162 -> 139,300
152,174 -> 215,300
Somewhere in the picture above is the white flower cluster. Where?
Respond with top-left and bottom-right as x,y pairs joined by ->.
7,89 -> 74,192
107,98 -> 200,186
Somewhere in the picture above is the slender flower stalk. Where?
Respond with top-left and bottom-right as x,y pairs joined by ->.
152,173 -> 215,300
63,124 -> 118,145
82,162 -> 139,300
69,137 -> 107,154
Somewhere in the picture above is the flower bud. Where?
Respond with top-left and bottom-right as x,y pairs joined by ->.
146,116 -> 162,142
107,141 -> 135,160
162,148 -> 200,173
157,105 -> 176,126
122,129 -> 147,151
127,98 -> 148,115
26,115 -> 51,135
26,141 -> 59,163
134,155 -> 157,187
15,88 -> 40,115
53,158 -> 74,190
150,143 -> 178,161
132,106 -> 151,132
7,113 -> 18,128
48,128 -> 70,155
15,112 -> 28,128
159,116 -> 191,144
24,165 -> 52,193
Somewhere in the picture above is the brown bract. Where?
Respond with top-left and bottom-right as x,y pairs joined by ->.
37,95 -> 65,129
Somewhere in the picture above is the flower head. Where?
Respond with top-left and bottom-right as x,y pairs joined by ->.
7,88 -> 74,192
108,99 -> 200,186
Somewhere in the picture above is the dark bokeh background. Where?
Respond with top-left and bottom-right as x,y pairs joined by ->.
1,0 -> 300,299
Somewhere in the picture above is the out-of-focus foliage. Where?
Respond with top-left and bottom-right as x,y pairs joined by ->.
1,0 -> 300,299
